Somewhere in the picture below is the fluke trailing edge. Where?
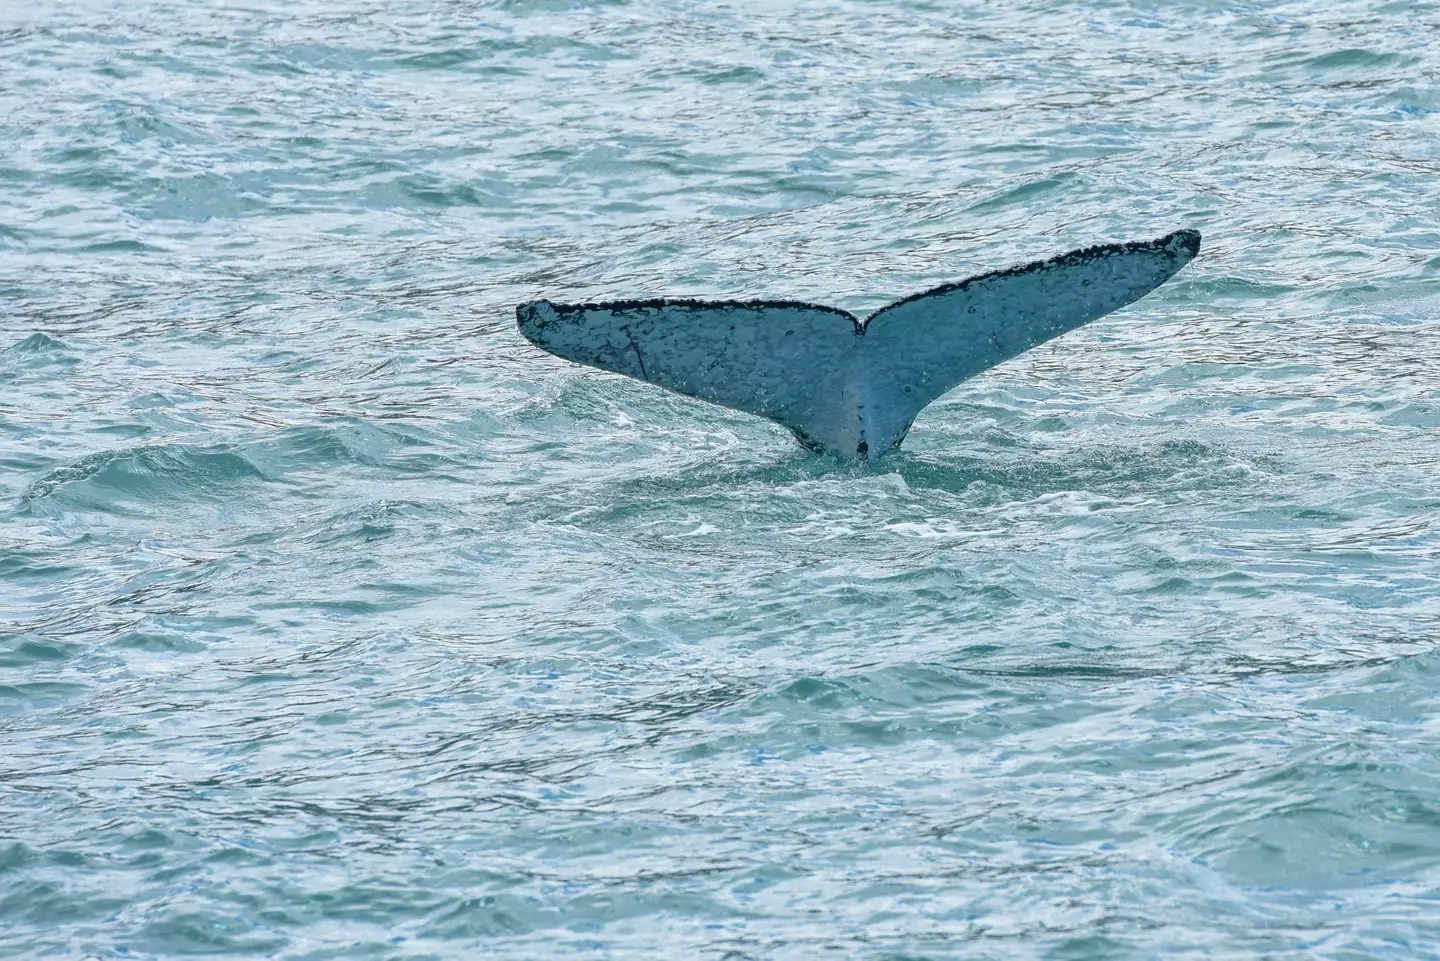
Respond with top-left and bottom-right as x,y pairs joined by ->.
516,229 -> 1201,461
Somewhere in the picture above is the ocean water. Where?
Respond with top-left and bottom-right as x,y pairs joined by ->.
3,0 -> 1440,957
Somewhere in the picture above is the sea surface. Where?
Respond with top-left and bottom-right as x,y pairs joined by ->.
3,1 -> 1440,957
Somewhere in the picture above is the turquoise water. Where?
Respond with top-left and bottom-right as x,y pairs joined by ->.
4,0 -> 1440,956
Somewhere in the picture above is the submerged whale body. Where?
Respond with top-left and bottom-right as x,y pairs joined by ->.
517,229 -> 1200,461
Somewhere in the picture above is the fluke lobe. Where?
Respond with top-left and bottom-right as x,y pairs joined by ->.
517,229 -> 1200,461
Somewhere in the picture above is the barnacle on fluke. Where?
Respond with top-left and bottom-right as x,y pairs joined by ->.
518,229 -> 1200,461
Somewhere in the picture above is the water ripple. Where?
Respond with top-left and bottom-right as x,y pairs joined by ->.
3,0 -> 1440,957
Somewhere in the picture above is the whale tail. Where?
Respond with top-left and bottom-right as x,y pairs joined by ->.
516,229 -> 1200,460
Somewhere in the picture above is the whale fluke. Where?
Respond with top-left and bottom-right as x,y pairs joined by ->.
516,228 -> 1200,460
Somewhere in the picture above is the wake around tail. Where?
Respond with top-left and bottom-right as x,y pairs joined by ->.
517,229 -> 1200,461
